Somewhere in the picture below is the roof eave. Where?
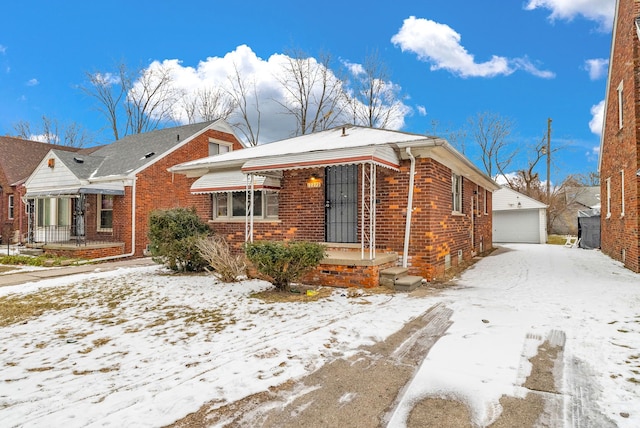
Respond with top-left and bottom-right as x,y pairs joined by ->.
396,139 -> 500,191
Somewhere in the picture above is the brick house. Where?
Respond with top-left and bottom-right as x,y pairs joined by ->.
170,125 -> 499,287
599,0 -> 640,273
0,136 -> 82,245
23,120 -> 244,259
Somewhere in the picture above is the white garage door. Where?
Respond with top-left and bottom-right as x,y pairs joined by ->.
493,210 -> 541,243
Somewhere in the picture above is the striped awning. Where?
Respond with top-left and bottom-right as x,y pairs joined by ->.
241,145 -> 400,174
191,170 -> 281,194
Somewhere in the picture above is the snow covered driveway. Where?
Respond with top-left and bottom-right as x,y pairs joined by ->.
0,244 -> 638,427
389,244 -> 640,427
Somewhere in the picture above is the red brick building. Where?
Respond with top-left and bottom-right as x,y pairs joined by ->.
0,137 -> 82,245
171,125 -> 499,286
23,120 -> 244,259
599,0 -> 640,273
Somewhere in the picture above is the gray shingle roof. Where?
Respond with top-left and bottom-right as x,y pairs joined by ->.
52,121 -> 215,179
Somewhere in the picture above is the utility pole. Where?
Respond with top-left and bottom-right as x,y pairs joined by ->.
546,118 -> 552,203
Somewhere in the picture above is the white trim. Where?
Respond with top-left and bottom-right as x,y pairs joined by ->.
452,173 -> 463,214
97,194 -> 114,232
620,169 -> 625,217
606,177 -> 611,218
8,194 -> 14,220
617,80 -> 624,129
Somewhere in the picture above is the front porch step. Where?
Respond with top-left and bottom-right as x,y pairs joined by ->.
394,275 -> 423,292
19,248 -> 44,256
380,267 -> 408,288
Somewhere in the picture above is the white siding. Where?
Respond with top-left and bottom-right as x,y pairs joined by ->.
24,152 -> 81,193
492,187 -> 547,244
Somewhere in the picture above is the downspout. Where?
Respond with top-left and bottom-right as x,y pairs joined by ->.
402,147 -> 416,268
87,176 -> 137,263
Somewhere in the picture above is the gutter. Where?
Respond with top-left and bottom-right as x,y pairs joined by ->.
86,175 -> 137,263
402,147 -> 416,268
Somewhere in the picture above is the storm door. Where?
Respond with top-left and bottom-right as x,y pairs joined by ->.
325,165 -> 357,243
71,195 -> 86,240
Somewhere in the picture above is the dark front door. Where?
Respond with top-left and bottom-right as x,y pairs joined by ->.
325,165 -> 357,243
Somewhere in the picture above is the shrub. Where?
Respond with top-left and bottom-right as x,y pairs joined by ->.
244,241 -> 326,291
148,207 -> 210,272
195,235 -> 247,283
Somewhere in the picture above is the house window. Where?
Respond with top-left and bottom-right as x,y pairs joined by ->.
98,194 -> 114,231
36,198 -> 71,227
209,139 -> 232,156
617,81 -> 624,129
213,191 -> 278,219
452,173 -> 463,213
214,193 -> 228,217
620,170 -> 625,217
8,195 -> 14,219
265,192 -> 279,217
484,189 -> 488,215
605,177 -> 611,218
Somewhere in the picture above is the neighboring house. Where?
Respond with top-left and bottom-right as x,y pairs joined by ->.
552,186 -> 600,235
0,136 -> 82,245
23,120 -> 244,259
170,125 -> 500,286
492,187 -> 547,244
598,0 -> 640,273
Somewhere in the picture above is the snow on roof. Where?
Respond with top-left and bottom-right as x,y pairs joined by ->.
170,125 -> 432,172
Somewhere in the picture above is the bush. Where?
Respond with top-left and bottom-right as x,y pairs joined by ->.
244,241 -> 326,291
195,235 -> 247,283
148,207 -> 210,272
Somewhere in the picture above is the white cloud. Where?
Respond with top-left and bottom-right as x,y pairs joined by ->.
29,133 -> 59,143
390,17 -> 554,79
0,44 -> 6,54
589,99 -> 605,136
138,45 -> 410,143
417,105 -> 427,116
584,58 -> 608,80
525,0 -> 615,30
26,78 -> 39,86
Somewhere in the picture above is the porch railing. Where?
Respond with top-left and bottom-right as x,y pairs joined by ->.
31,225 -> 123,246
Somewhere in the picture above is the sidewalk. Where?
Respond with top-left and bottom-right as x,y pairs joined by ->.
0,257 -> 157,288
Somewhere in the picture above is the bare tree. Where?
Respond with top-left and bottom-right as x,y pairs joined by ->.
343,50 -> 406,129
275,49 -> 344,136
198,87 -> 236,122
125,62 -> 180,135
430,119 -> 468,154
13,115 -> 92,147
180,86 -> 236,124
467,112 -> 518,182
80,64 -> 128,140
226,62 -> 261,146
81,62 -> 179,140
508,135 -> 547,194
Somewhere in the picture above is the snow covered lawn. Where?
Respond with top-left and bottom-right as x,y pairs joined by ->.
0,244 -> 639,427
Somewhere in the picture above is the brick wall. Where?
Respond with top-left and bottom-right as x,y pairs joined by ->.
376,158 -> 492,280
302,259 -> 398,288
600,0 -> 640,273
211,157 -> 493,282
120,128 -> 242,256
44,244 -> 125,259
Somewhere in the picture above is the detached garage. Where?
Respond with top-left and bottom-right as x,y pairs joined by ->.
493,187 -> 547,244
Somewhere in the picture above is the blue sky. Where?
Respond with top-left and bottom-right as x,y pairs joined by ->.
0,0 -> 614,183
